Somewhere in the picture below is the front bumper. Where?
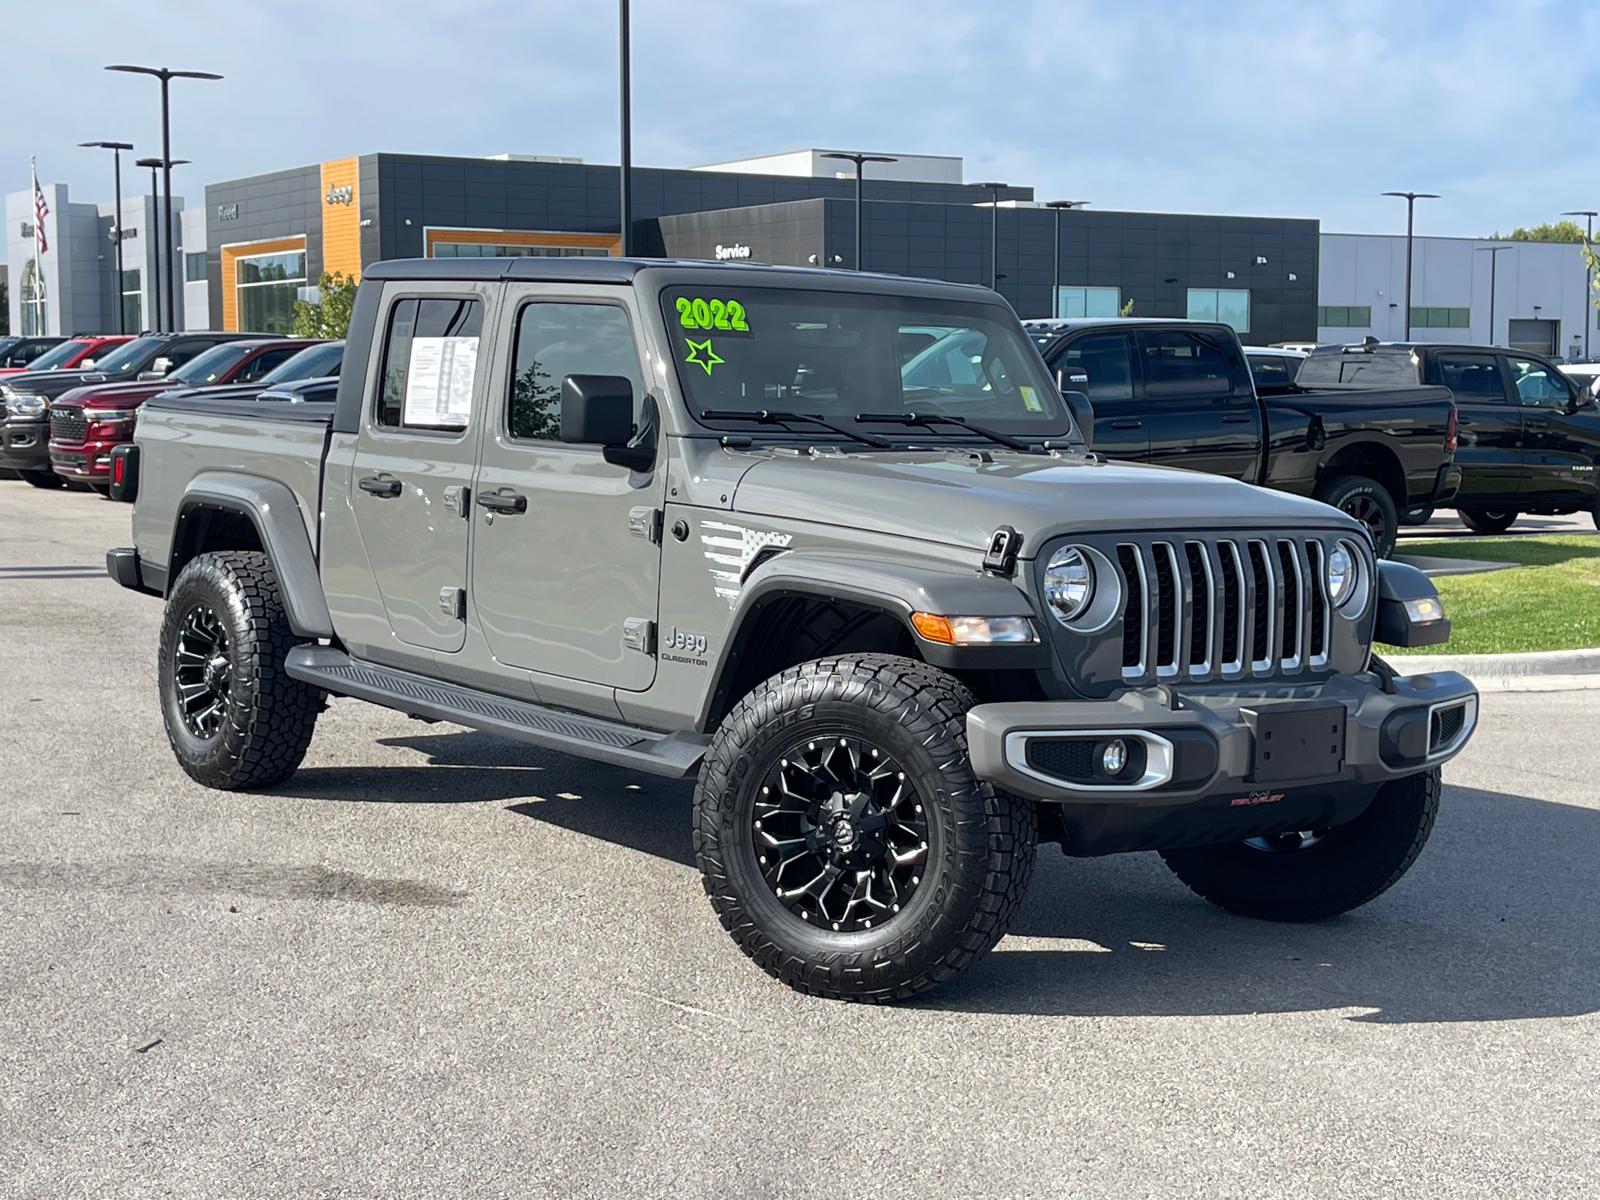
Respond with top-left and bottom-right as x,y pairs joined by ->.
0,417 -> 49,471
968,668 -> 1477,854
50,437 -> 118,480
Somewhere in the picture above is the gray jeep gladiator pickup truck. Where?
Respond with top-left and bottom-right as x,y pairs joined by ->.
110,258 -> 1478,1002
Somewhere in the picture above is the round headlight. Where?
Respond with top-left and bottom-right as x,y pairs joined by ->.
1326,542 -> 1357,608
1044,547 -> 1095,624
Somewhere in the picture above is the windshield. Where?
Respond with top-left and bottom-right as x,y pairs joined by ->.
662,286 -> 1072,439
25,340 -> 98,370
260,340 -> 343,383
86,336 -> 165,375
169,343 -> 255,385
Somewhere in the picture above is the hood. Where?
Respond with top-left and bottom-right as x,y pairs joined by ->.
732,449 -> 1359,554
53,379 -> 179,409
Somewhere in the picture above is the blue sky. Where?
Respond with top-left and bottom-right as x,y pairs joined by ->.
9,0 -> 1599,237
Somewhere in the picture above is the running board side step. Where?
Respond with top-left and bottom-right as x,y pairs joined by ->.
284,646 -> 708,779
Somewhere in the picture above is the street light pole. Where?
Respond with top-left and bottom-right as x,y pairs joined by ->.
821,152 -> 897,270
107,65 -> 222,332
1045,200 -> 1089,317
977,182 -> 1007,291
1563,210 -> 1597,358
619,0 -> 632,257
137,156 -> 188,331
80,140 -> 134,335
1475,244 -> 1512,348
1382,191 -> 1439,340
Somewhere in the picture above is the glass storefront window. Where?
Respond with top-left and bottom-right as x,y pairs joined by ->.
1188,288 -> 1251,333
236,250 -> 306,334
431,242 -> 611,258
1054,286 -> 1121,319
121,269 -> 143,333
19,260 -> 46,335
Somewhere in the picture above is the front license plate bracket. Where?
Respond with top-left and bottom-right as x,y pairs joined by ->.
1242,702 -> 1346,783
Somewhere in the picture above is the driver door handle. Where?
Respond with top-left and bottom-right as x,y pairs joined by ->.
1110,418 -> 1142,429
1221,414 -> 1253,423
475,488 -> 527,515
359,474 -> 402,498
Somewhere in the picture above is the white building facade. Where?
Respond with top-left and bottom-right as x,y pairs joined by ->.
1318,233 -> 1596,360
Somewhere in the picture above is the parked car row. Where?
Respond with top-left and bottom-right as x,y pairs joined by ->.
0,332 -> 344,495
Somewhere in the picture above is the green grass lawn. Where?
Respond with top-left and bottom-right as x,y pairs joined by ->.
1381,533 -> 1600,655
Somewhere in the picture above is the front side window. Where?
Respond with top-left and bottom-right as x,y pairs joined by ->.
662,286 -> 1070,438
1140,329 -> 1237,398
1054,333 -> 1133,402
1507,356 -> 1574,408
376,298 -> 483,431
1434,354 -> 1506,402
1188,288 -> 1251,333
234,345 -> 305,383
1248,355 -> 1296,390
508,304 -> 642,441
235,250 -> 307,335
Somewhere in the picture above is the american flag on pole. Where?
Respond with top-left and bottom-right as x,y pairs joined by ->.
31,159 -> 48,255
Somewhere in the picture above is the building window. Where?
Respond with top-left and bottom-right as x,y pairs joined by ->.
121,269 -> 143,333
19,260 -> 46,335
1054,286 -> 1121,319
431,241 -> 611,259
1317,305 -> 1373,327
1187,288 -> 1250,333
185,251 -> 207,283
235,250 -> 306,334
1409,306 -> 1471,329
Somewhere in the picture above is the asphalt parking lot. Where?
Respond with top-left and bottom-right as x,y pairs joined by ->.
3,479 -> 1598,1199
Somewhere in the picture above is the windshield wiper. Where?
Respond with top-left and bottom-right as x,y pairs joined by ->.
854,411 -> 1041,453
700,408 -> 891,448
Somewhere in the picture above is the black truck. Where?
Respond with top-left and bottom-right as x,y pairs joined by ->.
1023,319 -> 1460,558
1295,340 -> 1600,533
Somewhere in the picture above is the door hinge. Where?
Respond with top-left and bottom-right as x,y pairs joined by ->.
443,485 -> 471,518
629,506 -> 663,544
438,586 -> 466,620
622,617 -> 656,655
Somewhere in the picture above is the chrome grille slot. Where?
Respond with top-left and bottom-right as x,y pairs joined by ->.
1218,540 -> 1245,673
1185,541 -> 1213,676
1152,542 -> 1179,678
1278,539 -> 1304,671
1305,539 -> 1330,666
1247,540 -> 1275,673
1117,544 -> 1145,677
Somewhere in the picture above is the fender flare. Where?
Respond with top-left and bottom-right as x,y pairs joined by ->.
698,550 -> 1045,729
171,471 -> 334,638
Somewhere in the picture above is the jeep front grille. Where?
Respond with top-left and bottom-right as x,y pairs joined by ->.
1114,536 -> 1336,683
50,406 -> 86,442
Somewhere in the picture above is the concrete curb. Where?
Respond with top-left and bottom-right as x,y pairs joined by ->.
1387,647 -> 1600,692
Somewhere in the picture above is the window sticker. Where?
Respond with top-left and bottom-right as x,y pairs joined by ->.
675,297 -> 751,333
684,337 -> 724,376
404,336 -> 479,427
1019,385 -> 1044,412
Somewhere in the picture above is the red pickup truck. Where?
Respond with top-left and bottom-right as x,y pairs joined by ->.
0,334 -> 131,377
49,339 -> 320,489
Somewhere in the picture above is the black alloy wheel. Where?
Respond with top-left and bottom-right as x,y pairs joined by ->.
1313,474 -> 1398,559
754,735 -> 929,933
1458,508 -> 1518,536
172,603 -> 233,738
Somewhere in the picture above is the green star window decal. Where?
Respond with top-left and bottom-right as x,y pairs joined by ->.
684,338 -> 724,376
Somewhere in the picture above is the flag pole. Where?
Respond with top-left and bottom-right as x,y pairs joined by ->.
30,156 -> 48,334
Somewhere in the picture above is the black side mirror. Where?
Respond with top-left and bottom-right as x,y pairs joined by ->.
1061,390 -> 1095,448
560,374 -> 654,470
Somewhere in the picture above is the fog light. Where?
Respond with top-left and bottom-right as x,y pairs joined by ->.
1101,738 -> 1128,776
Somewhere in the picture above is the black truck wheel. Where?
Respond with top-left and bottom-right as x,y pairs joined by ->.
158,550 -> 321,791
1160,768 -> 1440,922
1314,474 -> 1398,558
694,654 -> 1036,1002
1458,508 -> 1518,535
19,469 -> 63,489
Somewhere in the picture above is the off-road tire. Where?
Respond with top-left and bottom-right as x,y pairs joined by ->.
694,654 -> 1036,1002
1160,767 -> 1440,922
1457,507 -> 1518,535
1314,473 -> 1399,559
158,550 -> 320,790
19,469 -> 63,489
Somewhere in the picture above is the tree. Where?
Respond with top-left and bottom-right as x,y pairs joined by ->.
291,270 -> 358,338
1120,297 -> 1135,317
1490,219 -> 1586,243
509,359 -> 560,440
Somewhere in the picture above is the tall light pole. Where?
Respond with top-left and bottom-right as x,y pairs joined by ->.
1045,200 -> 1089,316
618,0 -> 632,256
822,152 -> 897,270
137,156 -> 188,331
79,140 -> 133,335
1382,191 -> 1439,340
1475,244 -> 1513,348
978,182 -> 1008,291
1563,210 -> 1597,359
106,65 -> 222,333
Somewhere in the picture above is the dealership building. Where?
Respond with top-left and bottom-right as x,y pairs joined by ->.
9,148 -> 1597,358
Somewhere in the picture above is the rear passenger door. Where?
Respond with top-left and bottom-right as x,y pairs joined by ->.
347,287 -> 490,656
1429,352 -> 1522,504
1046,332 -> 1148,459
1136,328 -> 1262,481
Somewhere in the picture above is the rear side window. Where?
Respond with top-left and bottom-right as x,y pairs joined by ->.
1434,354 -> 1506,401
508,303 -> 642,441
1140,330 -> 1235,399
377,298 -> 484,431
1052,333 -> 1133,402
